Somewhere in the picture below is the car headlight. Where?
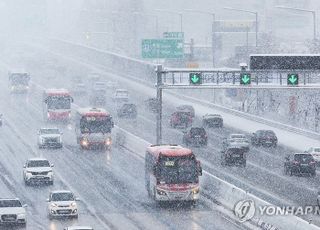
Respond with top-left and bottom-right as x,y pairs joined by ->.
71,202 -> 77,207
50,203 -> 57,208
156,189 -> 167,196
192,187 -> 200,194
47,112 -> 50,118
26,170 -> 33,174
17,213 -> 26,219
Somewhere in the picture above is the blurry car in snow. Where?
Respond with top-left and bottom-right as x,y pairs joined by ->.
47,190 -> 79,219
23,158 -> 54,185
202,114 -> 223,128
176,105 -> 195,118
112,89 -> 129,103
220,146 -> 247,167
284,153 -> 316,176
223,133 -> 249,151
0,198 -> 27,227
117,103 -> 137,119
251,130 -> 277,147
37,128 -> 63,149
182,127 -> 207,147
170,111 -> 192,128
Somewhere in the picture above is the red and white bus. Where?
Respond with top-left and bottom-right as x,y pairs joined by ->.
75,108 -> 114,150
43,89 -> 73,121
145,144 -> 202,204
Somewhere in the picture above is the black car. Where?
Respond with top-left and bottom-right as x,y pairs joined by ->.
221,147 -> 247,167
284,153 -> 316,176
251,130 -> 277,147
117,103 -> 137,118
182,127 -> 207,147
202,114 -> 223,128
145,97 -> 158,113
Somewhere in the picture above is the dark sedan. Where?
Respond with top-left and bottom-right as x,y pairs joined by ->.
182,127 -> 207,147
251,130 -> 277,147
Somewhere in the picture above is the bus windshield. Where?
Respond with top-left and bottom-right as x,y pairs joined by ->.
46,96 -> 71,110
158,156 -> 198,184
80,116 -> 113,134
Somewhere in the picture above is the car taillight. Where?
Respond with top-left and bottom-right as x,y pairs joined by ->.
310,161 -> 316,166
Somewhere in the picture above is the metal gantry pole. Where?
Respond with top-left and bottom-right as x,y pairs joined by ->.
255,12 -> 258,47
156,65 -> 163,144
212,14 -> 216,68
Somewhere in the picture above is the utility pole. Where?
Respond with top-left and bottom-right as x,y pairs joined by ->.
156,65 -> 163,144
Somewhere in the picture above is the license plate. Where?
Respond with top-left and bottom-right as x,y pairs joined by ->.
301,164 -> 308,166
36,175 -> 44,178
233,154 -> 240,157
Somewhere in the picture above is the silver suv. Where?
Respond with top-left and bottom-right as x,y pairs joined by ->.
23,158 -> 54,185
0,198 -> 27,226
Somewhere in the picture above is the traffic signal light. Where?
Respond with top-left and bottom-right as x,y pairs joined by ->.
189,73 -> 202,85
287,74 -> 299,86
240,73 -> 251,85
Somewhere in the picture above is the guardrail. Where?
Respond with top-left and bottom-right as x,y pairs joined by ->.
114,125 -> 320,230
33,38 -> 320,141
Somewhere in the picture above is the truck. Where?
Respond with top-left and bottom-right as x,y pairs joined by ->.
8,71 -> 30,93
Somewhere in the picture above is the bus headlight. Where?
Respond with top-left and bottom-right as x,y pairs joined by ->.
105,138 -> 112,146
81,139 -> 89,146
47,112 -> 51,118
156,189 -> 167,196
192,187 -> 200,194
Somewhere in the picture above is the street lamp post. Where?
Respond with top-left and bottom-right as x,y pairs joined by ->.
155,9 -> 183,32
223,7 -> 258,47
275,6 -> 317,40
184,9 -> 216,67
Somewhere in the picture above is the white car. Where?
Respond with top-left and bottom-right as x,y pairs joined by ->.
23,158 -> 54,185
307,147 -> 320,165
112,89 -> 129,103
47,190 -> 79,219
224,134 -> 250,150
0,198 -> 27,226
38,128 -> 63,148
64,226 -> 93,230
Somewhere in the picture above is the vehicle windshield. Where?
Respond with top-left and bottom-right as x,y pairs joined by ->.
190,128 -> 206,135
260,131 -> 275,137
27,160 -> 50,168
294,154 -> 314,163
80,116 -> 113,133
10,73 -> 29,85
313,148 -> 320,152
40,129 -> 60,134
158,156 -> 198,184
51,192 -> 74,201
46,96 -> 71,110
122,104 -> 136,111
0,200 -> 22,207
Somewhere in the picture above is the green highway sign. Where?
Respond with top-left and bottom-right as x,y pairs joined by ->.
142,39 -> 184,59
240,73 -> 251,85
287,74 -> 299,86
163,32 -> 184,39
189,73 -> 202,85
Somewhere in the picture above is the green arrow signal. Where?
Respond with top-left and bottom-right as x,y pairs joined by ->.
242,75 -> 250,84
191,74 -> 199,83
189,73 -> 201,84
240,73 -> 251,85
288,75 -> 297,84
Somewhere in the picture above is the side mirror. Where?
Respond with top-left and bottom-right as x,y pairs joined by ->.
71,97 -> 74,103
197,160 -> 202,176
50,164 -> 54,167
22,204 -> 28,208
46,199 -> 50,202
112,121 -> 114,128
60,132 -> 63,135
318,191 -> 320,195
23,165 -> 26,168
75,197 -> 80,201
